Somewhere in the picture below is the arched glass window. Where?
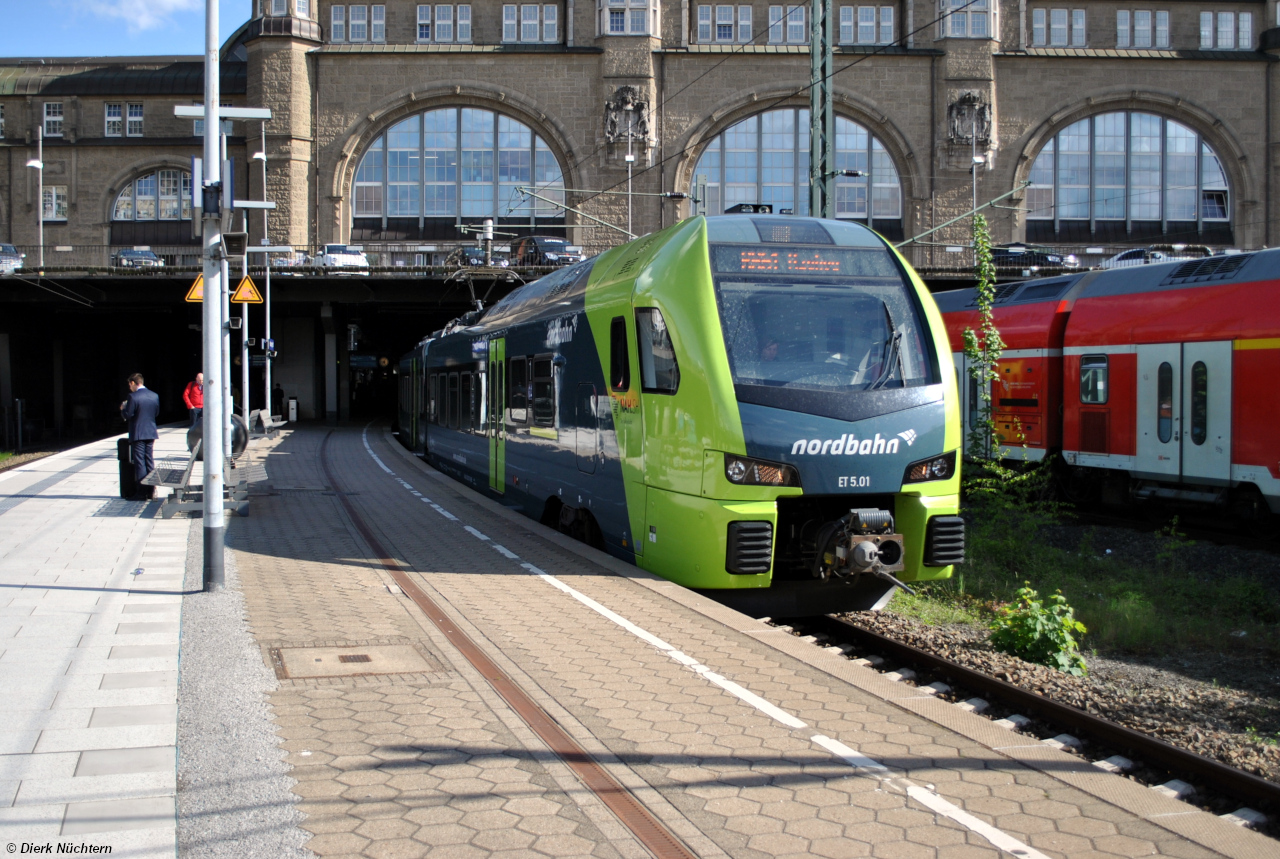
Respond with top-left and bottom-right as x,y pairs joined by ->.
112,169 -> 192,221
352,108 -> 565,225
1025,112 -> 1230,237
690,109 -> 901,232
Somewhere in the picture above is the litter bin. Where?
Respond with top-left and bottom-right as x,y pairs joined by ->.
117,438 -> 136,500
288,397 -> 298,422
185,414 -> 249,460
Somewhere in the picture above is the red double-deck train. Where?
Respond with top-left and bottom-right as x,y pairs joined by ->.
934,251 -> 1280,523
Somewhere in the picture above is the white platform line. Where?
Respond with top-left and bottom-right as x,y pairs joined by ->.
368,429 -> 1050,859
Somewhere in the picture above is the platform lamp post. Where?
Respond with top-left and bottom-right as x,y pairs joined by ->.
252,145 -> 273,420
25,126 -> 43,274
624,106 -> 635,237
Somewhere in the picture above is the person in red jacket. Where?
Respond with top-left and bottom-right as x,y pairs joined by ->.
183,372 -> 204,427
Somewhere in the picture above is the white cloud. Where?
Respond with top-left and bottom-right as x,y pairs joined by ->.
83,0 -> 203,33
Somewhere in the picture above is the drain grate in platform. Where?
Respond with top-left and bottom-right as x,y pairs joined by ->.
338,654 -> 371,663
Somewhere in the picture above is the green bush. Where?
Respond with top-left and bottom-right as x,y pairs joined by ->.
989,583 -> 1088,676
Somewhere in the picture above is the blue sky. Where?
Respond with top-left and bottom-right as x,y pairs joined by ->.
0,0 -> 248,59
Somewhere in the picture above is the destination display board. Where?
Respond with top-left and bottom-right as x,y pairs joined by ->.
710,245 -> 896,278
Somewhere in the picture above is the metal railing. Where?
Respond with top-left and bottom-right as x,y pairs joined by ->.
899,241 -> 1222,275
0,239 -> 1236,280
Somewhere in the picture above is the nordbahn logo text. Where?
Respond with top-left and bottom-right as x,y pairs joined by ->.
790,431 -> 916,456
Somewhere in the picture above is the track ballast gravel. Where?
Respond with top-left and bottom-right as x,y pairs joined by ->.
840,610 -> 1280,788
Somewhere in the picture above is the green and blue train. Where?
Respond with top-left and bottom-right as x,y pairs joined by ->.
398,214 -> 964,616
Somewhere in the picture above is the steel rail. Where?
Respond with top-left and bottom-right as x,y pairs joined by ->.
317,431 -> 698,859
804,614 -> 1280,809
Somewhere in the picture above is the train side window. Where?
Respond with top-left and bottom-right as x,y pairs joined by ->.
460,374 -> 473,432
967,375 -> 979,429
610,316 -> 630,392
636,308 -> 680,394
1190,361 -> 1208,446
429,374 -> 438,423
448,372 -> 460,429
1156,362 -> 1173,443
1080,355 -> 1108,404
532,357 -> 555,427
473,369 -> 485,431
509,357 -> 528,423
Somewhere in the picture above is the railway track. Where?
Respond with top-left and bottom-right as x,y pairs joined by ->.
787,613 -> 1277,835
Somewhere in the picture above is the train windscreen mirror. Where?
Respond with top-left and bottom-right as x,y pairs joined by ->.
610,316 -> 630,391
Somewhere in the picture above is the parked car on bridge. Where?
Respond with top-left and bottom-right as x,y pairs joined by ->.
1098,246 -> 1211,269
270,250 -> 310,274
312,244 -> 369,274
446,245 -> 510,268
112,249 -> 164,268
990,243 -> 1080,270
510,235 -> 584,267
0,244 -> 24,276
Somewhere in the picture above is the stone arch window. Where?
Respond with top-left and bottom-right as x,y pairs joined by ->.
112,169 -> 192,222
352,107 -> 566,240
1025,111 -> 1232,243
690,108 -> 903,238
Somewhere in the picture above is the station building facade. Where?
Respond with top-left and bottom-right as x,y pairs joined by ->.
0,0 -> 1275,261
0,0 -> 1275,432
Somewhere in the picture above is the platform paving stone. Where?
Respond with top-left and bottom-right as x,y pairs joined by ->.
206,425 -> 1280,859
0,431 -> 189,857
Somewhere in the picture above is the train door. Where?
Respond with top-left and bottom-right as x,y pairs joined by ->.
1135,344 -> 1181,479
411,356 -> 420,452
1180,341 -> 1232,484
575,384 -> 598,474
488,338 -> 506,493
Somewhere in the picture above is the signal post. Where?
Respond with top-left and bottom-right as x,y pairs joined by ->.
174,2 -> 271,590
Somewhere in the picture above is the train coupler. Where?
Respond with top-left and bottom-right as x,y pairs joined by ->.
812,508 -> 913,594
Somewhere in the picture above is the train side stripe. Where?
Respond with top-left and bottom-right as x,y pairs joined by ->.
1063,345 -> 1138,355
1234,338 -> 1280,350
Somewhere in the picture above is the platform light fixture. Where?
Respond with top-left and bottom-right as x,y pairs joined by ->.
25,126 -> 43,273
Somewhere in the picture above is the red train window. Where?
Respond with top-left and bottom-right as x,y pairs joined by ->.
1157,362 -> 1173,443
1190,361 -> 1208,446
1080,355 -> 1107,404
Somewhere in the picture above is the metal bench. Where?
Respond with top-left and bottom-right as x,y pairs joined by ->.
143,439 -> 269,519
248,408 -> 288,441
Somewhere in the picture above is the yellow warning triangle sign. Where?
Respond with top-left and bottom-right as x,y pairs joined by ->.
231,275 -> 263,304
185,274 -> 204,302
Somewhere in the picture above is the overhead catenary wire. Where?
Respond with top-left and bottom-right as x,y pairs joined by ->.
509,0 -> 991,222
569,0 -> 995,213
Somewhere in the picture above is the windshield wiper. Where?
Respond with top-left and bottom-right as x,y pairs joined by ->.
869,302 -> 903,390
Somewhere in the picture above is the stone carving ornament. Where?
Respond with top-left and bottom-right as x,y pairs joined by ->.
948,91 -> 992,144
604,86 -> 650,143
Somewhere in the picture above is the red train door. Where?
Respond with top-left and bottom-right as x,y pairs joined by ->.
1181,341 -> 1232,483
1134,342 -> 1232,483
1135,344 -> 1182,479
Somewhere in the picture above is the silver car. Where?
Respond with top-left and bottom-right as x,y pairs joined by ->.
1099,247 -> 1206,269
0,243 -> 25,276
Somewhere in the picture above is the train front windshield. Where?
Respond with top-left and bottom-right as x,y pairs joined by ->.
709,243 -> 932,393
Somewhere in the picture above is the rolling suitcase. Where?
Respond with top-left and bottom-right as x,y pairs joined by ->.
117,438 -> 137,499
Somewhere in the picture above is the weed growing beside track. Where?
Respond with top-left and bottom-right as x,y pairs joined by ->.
891,484 -> 1280,657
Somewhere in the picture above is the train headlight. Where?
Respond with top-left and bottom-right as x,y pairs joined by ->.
903,450 -> 957,483
724,454 -> 801,487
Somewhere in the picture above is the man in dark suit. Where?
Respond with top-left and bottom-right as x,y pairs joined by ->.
120,373 -> 160,500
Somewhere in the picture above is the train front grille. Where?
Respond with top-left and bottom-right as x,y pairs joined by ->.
726,521 -> 774,575
924,516 -> 966,567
